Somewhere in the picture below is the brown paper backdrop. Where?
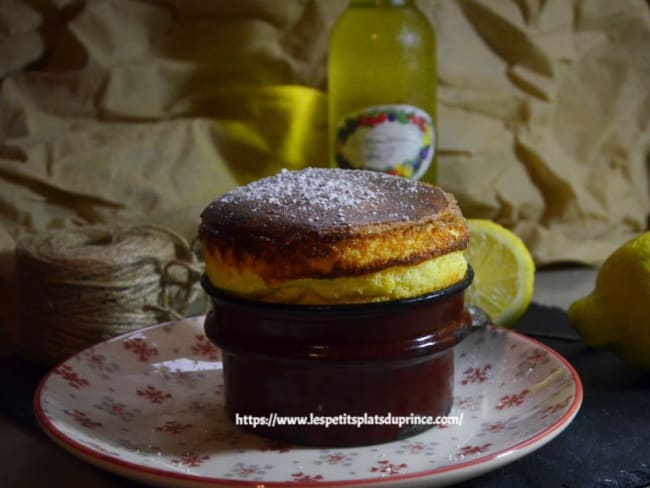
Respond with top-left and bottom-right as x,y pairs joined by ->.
1,0 -> 649,351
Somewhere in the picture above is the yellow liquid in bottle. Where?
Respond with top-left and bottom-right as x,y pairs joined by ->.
328,0 -> 437,183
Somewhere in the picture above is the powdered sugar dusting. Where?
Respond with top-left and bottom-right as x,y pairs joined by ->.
201,168 -> 447,232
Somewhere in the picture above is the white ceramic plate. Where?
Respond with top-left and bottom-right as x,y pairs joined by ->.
34,317 -> 582,487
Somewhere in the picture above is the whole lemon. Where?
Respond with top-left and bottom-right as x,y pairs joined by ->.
568,231 -> 650,369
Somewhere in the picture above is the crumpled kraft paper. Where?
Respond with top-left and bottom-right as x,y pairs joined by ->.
1,0 -> 649,352
432,0 -> 650,264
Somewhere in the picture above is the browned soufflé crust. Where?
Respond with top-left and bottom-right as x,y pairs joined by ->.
199,168 -> 468,285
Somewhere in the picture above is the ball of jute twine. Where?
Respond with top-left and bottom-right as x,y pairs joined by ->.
15,224 -> 204,364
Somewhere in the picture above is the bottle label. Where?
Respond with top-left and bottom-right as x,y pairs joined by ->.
334,104 -> 435,179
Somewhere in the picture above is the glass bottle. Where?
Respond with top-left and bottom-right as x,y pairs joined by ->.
328,0 -> 437,183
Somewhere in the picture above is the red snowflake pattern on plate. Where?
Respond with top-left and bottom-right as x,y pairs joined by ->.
190,334 -> 220,361
321,453 -> 351,464
155,420 -> 192,434
461,364 -> 492,385
369,459 -> 408,475
122,337 -> 158,362
458,443 -> 492,456
404,442 -> 427,454
161,368 -> 199,389
541,395 -> 573,418
525,350 -> 549,363
225,462 -> 274,479
95,396 -> 138,422
81,350 -> 120,377
454,395 -> 483,411
136,385 -> 172,404
233,465 -> 259,477
291,472 -> 324,483
517,349 -> 550,372
172,452 -> 210,467
485,421 -> 508,433
496,389 -> 530,410
109,403 -> 128,419
87,352 -> 107,371
64,409 -> 102,429
54,365 -> 89,389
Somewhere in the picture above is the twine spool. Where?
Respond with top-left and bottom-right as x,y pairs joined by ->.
15,224 -> 203,364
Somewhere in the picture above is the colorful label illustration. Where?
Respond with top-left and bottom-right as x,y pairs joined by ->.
334,104 -> 435,179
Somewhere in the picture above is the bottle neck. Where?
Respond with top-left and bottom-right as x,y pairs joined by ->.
349,0 -> 414,7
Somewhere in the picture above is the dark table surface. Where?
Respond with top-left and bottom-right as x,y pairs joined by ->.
1,268 -> 649,487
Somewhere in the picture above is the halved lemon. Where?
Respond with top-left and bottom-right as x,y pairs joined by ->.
464,219 -> 535,327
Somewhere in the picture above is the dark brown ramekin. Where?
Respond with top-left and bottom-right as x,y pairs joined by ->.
202,268 -> 473,447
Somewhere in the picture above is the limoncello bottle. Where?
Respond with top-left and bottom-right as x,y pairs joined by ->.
328,0 -> 437,183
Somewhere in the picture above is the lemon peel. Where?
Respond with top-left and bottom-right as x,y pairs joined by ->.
568,231 -> 650,369
464,219 -> 536,327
